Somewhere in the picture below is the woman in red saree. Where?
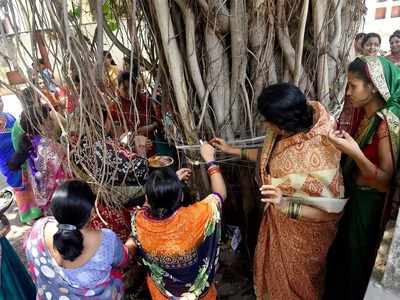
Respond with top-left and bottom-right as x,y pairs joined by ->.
212,83 -> 346,299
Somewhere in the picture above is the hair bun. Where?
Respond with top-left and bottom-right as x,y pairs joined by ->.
53,228 -> 84,261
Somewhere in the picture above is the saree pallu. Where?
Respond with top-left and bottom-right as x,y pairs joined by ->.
131,194 -> 222,299
28,136 -> 71,210
10,121 -> 42,223
255,101 -> 345,300
90,203 -> 132,241
13,173 -> 41,224
386,53 -> 400,66
0,237 -> 36,300
324,186 -> 385,300
255,208 -> 338,300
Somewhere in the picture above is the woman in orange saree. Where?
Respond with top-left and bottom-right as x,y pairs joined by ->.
212,83 -> 346,299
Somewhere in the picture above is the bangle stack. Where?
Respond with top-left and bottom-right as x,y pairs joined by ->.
287,199 -> 302,220
207,162 -> 221,176
206,160 -> 217,169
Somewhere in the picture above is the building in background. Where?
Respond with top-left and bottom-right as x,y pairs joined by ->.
364,0 -> 400,52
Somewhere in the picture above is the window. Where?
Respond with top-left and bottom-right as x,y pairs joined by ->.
375,7 -> 387,19
392,6 -> 400,17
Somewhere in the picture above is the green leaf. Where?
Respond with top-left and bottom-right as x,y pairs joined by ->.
68,6 -> 81,19
103,0 -> 119,32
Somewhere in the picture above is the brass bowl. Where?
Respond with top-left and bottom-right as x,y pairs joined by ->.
148,155 -> 174,168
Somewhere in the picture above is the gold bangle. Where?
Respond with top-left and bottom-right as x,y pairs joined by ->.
286,201 -> 290,217
208,167 -> 221,176
295,202 -> 300,219
207,165 -> 219,172
297,204 -> 303,220
287,200 -> 294,218
283,205 -> 289,216
287,200 -> 302,219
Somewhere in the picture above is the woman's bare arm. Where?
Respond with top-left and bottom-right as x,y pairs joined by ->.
210,138 -> 259,162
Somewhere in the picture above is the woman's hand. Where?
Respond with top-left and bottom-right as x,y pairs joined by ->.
210,138 -> 234,154
260,185 -> 283,205
125,238 -> 136,256
179,293 -> 196,300
176,168 -> 192,181
134,135 -> 148,156
328,130 -> 361,158
200,142 -> 216,162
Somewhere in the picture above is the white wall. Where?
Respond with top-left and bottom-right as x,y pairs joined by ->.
364,0 -> 400,51
1,94 -> 22,117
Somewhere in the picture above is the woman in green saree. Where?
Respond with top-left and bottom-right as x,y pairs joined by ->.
0,214 -> 36,300
325,56 -> 400,300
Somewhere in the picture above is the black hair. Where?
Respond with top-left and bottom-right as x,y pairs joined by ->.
72,74 -> 80,85
123,55 -> 130,64
145,167 -> 183,219
390,32 -> 400,43
257,82 -> 314,133
362,32 -> 381,48
103,51 -> 116,66
20,104 -> 50,136
118,71 -> 137,87
103,51 -> 111,58
123,56 -> 139,78
18,87 -> 36,109
7,104 -> 51,171
355,33 -> 366,41
348,58 -> 373,85
38,58 -> 45,65
51,180 -> 95,261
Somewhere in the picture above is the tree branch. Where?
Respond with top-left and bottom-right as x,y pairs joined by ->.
152,0 -> 196,142
294,0 -> 309,85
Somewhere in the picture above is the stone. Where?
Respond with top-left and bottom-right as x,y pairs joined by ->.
382,211 -> 400,293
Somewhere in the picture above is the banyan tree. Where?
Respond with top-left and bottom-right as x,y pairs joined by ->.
0,0 -> 366,139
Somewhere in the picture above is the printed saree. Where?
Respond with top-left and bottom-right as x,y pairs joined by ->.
131,194 -> 222,299
324,56 -> 400,300
386,53 -> 400,66
8,120 -> 41,224
254,101 -> 345,300
28,136 -> 71,209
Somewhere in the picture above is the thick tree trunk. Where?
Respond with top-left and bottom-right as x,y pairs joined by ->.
230,0 -> 248,135
205,28 -> 232,138
312,0 -> 330,106
152,0 -> 196,143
